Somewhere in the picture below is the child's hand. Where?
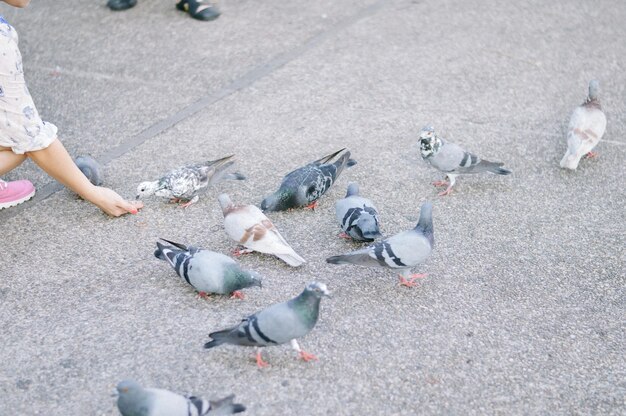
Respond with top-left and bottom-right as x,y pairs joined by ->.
1,0 -> 31,8
91,186 -> 143,217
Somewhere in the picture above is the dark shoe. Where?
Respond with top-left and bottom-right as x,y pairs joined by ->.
107,0 -> 137,11
176,0 -> 221,21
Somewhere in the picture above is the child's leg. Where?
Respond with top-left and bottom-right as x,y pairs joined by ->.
0,145 -> 27,175
26,138 -> 142,216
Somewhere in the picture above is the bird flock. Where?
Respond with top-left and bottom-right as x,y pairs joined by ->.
113,80 -> 606,415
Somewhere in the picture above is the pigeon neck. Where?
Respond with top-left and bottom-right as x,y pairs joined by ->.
584,97 -> 601,110
290,292 -> 321,326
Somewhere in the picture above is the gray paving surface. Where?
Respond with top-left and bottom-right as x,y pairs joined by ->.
1,0 -> 625,414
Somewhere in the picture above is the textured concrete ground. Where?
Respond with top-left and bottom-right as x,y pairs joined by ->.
1,0 -> 625,414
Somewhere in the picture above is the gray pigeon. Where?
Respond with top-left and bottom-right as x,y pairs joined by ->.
218,194 -> 306,267
418,126 -> 511,196
154,239 -> 262,299
75,155 -> 103,186
560,80 -> 607,170
261,148 -> 356,211
204,282 -> 330,367
335,182 -> 382,242
116,379 -> 246,416
327,201 -> 434,287
136,155 -> 245,208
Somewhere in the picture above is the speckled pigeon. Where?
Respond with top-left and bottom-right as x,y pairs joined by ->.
418,126 -> 511,196
116,379 -> 246,416
218,194 -> 306,267
204,282 -> 330,368
327,201 -> 434,287
335,182 -> 382,242
136,155 -> 245,208
260,148 -> 356,211
560,80 -> 607,170
154,239 -> 262,299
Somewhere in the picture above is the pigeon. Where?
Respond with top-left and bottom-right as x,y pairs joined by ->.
260,148 -> 357,211
218,193 -> 306,267
560,80 -> 607,170
418,126 -> 511,196
75,155 -> 103,186
204,282 -> 330,368
116,379 -> 246,416
154,239 -> 262,299
335,182 -> 382,242
136,155 -> 245,208
327,201 -> 434,287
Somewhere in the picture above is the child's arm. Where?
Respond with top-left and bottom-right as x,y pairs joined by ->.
1,0 -> 31,8
27,139 -> 143,217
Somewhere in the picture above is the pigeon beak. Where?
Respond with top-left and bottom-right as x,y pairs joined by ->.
110,387 -> 119,398
323,290 -> 332,298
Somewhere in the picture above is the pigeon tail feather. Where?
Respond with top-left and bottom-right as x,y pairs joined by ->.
209,395 -> 246,414
204,328 -> 233,349
560,153 -> 580,170
275,251 -> 306,267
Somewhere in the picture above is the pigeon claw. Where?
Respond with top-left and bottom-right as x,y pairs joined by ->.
230,291 -> 245,300
438,187 -> 453,197
179,200 -> 195,209
337,232 -> 352,239
306,200 -> 319,210
585,151 -> 598,159
256,351 -> 269,368
197,291 -> 212,300
432,180 -> 449,187
231,247 -> 253,257
298,350 -> 318,362
398,274 -> 427,287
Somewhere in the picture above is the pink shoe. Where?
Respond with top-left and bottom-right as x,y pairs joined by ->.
0,179 -> 36,210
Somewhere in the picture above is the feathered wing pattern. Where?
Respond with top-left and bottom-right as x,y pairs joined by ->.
261,148 -> 357,211
327,202 -> 434,278
219,194 -> 306,267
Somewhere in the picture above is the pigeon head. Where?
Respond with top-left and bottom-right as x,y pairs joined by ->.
418,126 -> 440,158
345,182 -> 360,197
136,181 -> 159,199
587,79 -> 600,101
249,271 -> 263,288
260,189 -> 294,212
217,193 -> 234,214
116,379 -> 144,397
304,282 -> 331,298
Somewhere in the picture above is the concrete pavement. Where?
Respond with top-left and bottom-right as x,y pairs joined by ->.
0,0 -> 624,414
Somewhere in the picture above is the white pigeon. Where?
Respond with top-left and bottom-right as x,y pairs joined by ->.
560,80 -> 607,170
116,380 -> 245,416
217,194 -> 306,267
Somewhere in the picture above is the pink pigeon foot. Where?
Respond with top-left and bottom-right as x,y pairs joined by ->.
230,291 -> 245,300
432,180 -> 449,187
298,350 -> 318,362
231,247 -> 253,257
256,351 -> 269,368
585,151 -> 598,159
398,273 -> 428,287
306,200 -> 319,210
179,200 -> 195,208
438,186 -> 453,196
338,232 -> 352,239
196,291 -> 213,300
